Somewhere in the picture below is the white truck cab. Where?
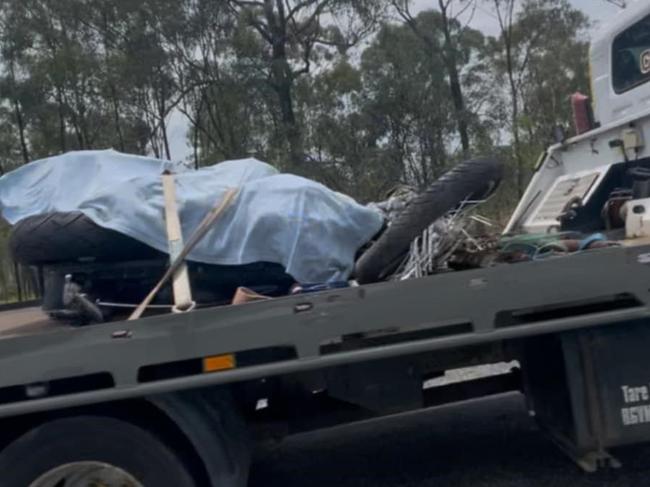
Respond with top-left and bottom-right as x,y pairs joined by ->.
591,0 -> 650,127
506,0 -> 650,236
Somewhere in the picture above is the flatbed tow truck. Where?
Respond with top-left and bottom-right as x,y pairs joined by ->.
4,3 -> 650,486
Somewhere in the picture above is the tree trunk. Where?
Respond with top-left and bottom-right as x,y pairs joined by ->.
504,32 -> 524,197
274,78 -> 303,168
55,86 -> 67,153
192,94 -> 205,169
101,11 -> 126,152
12,98 -> 29,164
264,0 -> 303,170
159,108 -> 171,161
399,2 -> 470,156
495,0 -> 525,198
13,262 -> 23,302
70,100 -> 86,149
9,60 -> 30,164
155,67 -> 171,160
439,1 -> 470,155
110,86 -> 126,152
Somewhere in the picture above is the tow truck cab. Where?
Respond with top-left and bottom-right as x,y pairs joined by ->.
591,3 -> 650,128
506,1 -> 650,236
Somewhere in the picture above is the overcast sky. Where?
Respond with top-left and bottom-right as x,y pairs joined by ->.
411,0 -> 623,36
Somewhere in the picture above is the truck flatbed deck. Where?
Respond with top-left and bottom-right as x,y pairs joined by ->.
0,243 -> 647,421
0,306 -> 66,337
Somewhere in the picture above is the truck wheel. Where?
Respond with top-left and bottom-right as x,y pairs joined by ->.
355,157 -> 503,283
0,416 -> 197,487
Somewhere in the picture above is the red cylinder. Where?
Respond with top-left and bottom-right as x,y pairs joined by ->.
571,92 -> 594,135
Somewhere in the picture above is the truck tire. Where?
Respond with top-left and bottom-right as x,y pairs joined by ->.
0,416 -> 196,487
151,389 -> 252,487
355,157 -> 503,283
9,212 -> 162,265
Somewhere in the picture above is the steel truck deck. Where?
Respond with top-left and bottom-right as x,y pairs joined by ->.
0,243 -> 647,420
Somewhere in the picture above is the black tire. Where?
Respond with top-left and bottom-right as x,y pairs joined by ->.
10,212 -> 162,265
355,157 -> 503,283
0,416 -> 196,487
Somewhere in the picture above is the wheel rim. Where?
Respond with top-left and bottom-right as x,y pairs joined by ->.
29,461 -> 143,487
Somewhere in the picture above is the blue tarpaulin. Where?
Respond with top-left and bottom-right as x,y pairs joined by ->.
0,150 -> 384,283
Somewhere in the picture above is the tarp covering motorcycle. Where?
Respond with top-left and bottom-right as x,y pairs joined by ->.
0,150 -> 383,283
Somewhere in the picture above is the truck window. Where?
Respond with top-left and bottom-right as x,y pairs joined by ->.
612,14 -> 650,94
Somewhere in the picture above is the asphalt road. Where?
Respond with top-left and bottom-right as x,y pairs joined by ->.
250,393 -> 650,486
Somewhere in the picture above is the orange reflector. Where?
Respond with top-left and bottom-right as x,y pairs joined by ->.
203,354 -> 236,373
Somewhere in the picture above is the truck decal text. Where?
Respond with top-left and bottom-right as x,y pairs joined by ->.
621,385 -> 650,426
